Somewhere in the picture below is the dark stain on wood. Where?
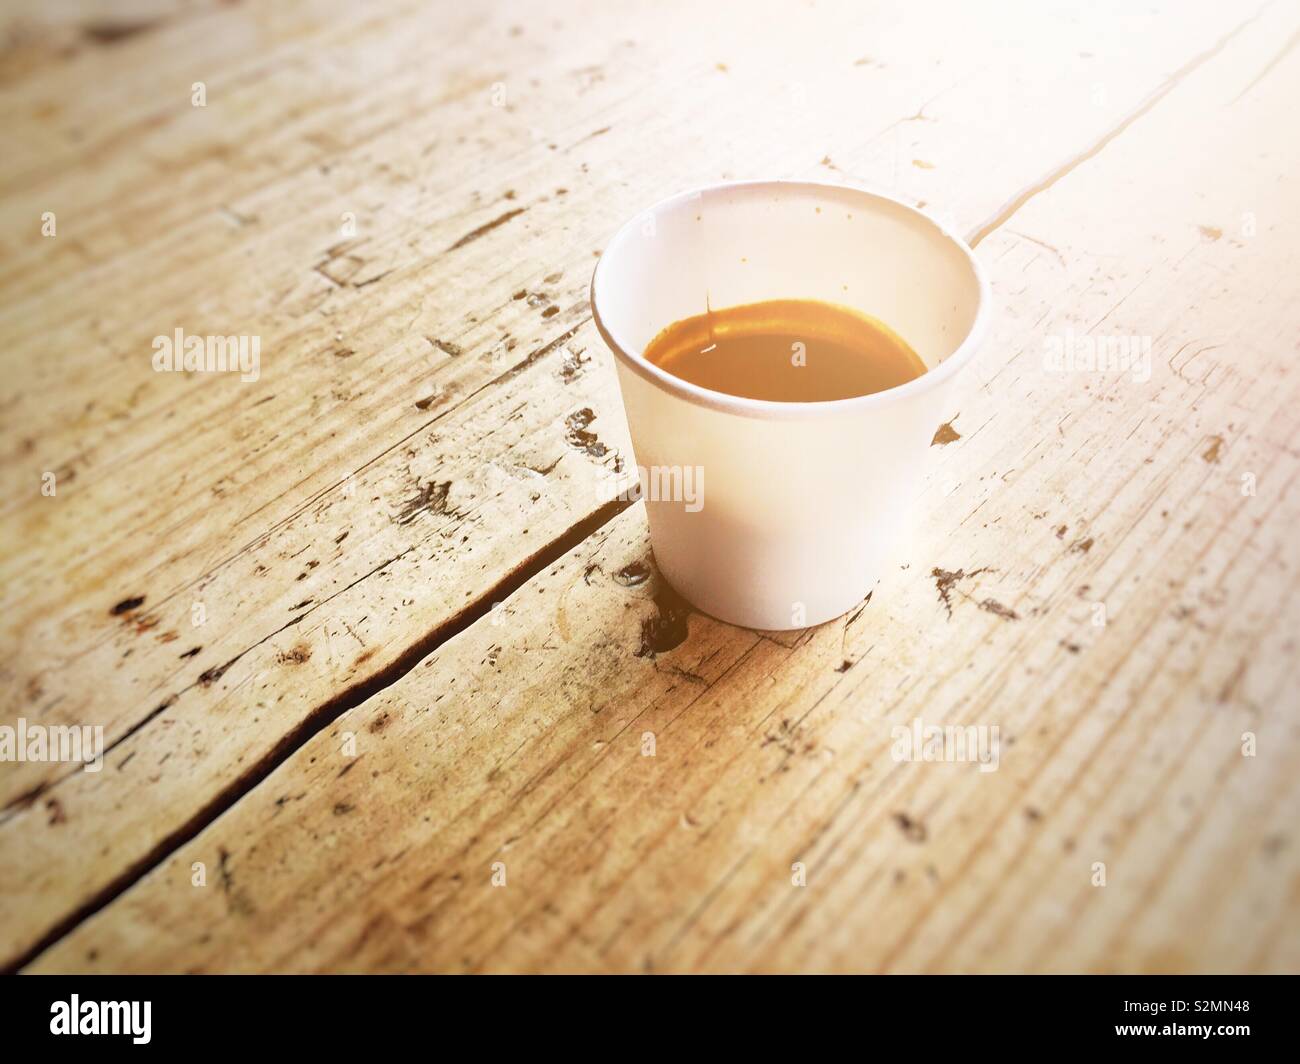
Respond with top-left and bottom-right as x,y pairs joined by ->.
893,811 -> 928,843
564,408 -> 609,459
931,418 -> 962,446
394,479 -> 453,526
426,337 -> 462,357
636,579 -> 691,658
978,598 -> 1019,621
277,643 -> 312,666
559,346 -> 588,383
110,595 -> 145,616
82,19 -> 159,45
613,560 -> 650,587
46,798 -> 67,826
216,846 -> 257,917
930,566 -> 989,618
197,662 -> 231,687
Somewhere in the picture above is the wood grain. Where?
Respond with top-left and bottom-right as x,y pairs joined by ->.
3,0 -> 1297,972
12,0 -> 1300,967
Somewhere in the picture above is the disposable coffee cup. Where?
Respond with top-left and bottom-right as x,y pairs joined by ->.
591,180 -> 991,630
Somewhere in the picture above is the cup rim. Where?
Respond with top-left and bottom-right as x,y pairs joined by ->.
590,179 -> 992,421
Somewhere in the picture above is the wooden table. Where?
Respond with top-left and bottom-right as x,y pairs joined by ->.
2,0 -> 1297,974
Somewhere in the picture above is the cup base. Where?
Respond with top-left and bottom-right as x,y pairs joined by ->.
661,570 -> 875,633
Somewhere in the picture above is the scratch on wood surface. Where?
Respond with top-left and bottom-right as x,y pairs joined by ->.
1230,24 -> 1300,102
447,207 -> 526,251
1006,229 -> 1068,267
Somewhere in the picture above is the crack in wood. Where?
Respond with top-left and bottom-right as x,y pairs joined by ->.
6,496 -> 633,973
965,4 -> 1269,247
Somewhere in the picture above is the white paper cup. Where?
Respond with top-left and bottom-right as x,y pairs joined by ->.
591,180 -> 991,631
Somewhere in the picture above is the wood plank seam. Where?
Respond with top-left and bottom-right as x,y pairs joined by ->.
3,494 -> 631,973
0,314 -> 598,822
964,1 -> 1269,248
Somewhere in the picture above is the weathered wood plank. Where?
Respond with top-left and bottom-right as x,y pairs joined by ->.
24,0 -> 1300,972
